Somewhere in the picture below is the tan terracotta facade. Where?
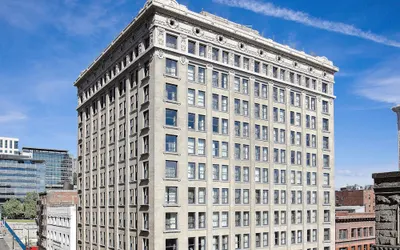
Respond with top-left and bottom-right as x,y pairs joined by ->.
74,0 -> 338,249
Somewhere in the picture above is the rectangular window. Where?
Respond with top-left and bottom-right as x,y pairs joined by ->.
199,44 -> 206,57
188,113 -> 195,130
188,65 -> 195,81
165,213 -> 178,230
165,134 -> 177,152
166,59 -> 177,76
165,187 -> 177,204
212,48 -> 219,61
165,83 -> 177,101
165,161 -> 177,178
165,109 -> 177,126
166,34 -> 178,49
198,91 -> 205,107
188,89 -> 195,105
198,139 -> 205,155
188,40 -> 196,54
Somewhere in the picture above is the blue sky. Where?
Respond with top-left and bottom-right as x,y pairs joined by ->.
1,0 -> 399,188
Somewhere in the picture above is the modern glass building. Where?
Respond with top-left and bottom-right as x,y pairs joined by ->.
0,154 -> 46,203
22,147 -> 73,189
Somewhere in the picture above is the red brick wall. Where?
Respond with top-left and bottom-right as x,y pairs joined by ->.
336,189 -> 375,213
46,191 -> 78,205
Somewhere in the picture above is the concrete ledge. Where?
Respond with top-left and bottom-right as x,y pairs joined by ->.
373,171 -> 400,179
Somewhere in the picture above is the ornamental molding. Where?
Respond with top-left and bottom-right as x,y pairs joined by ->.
181,35 -> 187,51
156,49 -> 165,59
180,56 -> 187,65
157,27 -> 165,45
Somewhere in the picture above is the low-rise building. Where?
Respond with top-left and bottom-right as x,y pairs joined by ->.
37,190 -> 78,250
335,211 -> 375,250
336,185 -> 375,213
0,137 -> 19,155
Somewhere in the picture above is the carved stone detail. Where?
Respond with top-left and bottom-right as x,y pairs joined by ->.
180,56 -> 187,65
181,35 -> 187,52
158,28 -> 165,45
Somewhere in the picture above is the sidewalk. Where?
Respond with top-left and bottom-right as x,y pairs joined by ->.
1,225 -> 15,250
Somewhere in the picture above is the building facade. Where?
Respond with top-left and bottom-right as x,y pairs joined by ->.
0,154 -> 45,203
370,105 -> 400,250
22,147 -> 73,189
0,137 -> 19,155
75,0 -> 338,250
335,211 -> 375,250
37,190 -> 78,250
336,185 -> 375,213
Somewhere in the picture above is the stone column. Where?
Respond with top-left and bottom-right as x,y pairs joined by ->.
392,106 -> 400,170
372,171 -> 400,249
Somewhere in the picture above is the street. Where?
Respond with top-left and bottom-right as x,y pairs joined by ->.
0,238 -> 10,250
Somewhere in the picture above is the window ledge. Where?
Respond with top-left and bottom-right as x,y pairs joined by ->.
141,100 -> 150,106
163,178 -> 181,182
164,100 -> 181,105
141,75 -> 150,83
164,125 -> 180,130
164,230 -> 181,234
163,204 -> 181,208
164,74 -> 181,80
164,152 -> 180,156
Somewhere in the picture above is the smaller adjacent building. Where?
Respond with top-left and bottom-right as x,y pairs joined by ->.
22,147 -> 73,189
335,211 -> 375,250
37,190 -> 78,250
0,137 -> 19,155
336,185 -> 375,213
0,154 -> 45,203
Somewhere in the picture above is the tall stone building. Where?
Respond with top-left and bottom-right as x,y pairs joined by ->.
74,0 -> 338,249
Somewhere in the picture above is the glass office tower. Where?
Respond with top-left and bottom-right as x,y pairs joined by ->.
22,147 -> 73,189
0,154 -> 45,203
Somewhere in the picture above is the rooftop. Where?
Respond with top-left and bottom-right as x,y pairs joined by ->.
74,0 -> 338,86
22,147 -> 69,153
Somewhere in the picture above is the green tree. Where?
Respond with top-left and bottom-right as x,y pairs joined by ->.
2,198 -> 23,219
23,192 -> 38,219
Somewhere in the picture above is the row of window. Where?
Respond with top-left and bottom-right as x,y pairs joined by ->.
165,59 -> 331,110
79,155 -> 331,190
163,186 -> 331,206
338,227 -> 374,240
167,34 -> 331,95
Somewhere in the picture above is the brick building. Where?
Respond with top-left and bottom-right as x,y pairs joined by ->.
335,211 -> 375,250
336,185 -> 375,213
36,190 -> 78,250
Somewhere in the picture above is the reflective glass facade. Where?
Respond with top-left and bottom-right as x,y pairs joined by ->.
22,147 -> 73,188
0,155 -> 45,203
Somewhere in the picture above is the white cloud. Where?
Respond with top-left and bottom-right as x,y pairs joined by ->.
213,0 -> 400,48
355,57 -> 400,105
335,164 -> 396,189
0,112 -> 27,124
0,0 -> 125,36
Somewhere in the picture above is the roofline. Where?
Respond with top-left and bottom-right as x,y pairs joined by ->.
74,0 -> 338,87
22,147 -> 69,153
0,154 -> 45,163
